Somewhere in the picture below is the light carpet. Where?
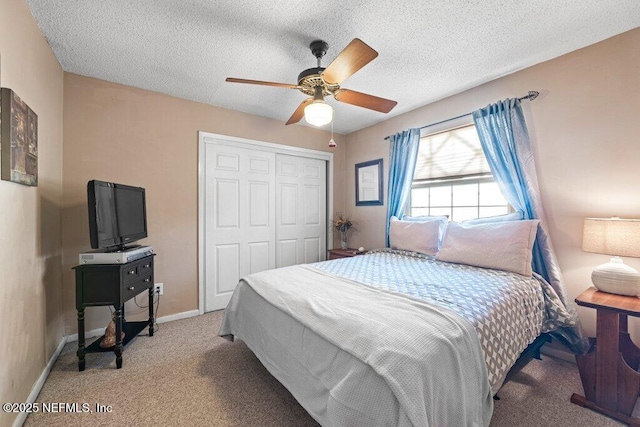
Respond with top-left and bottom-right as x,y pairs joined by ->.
25,311 -> 628,426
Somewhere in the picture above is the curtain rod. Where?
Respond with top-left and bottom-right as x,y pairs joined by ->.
383,90 -> 539,141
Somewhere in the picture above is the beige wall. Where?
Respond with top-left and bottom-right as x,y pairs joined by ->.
3,1 -> 637,412
345,28 -> 640,339
0,0 -> 65,426
62,73 -> 346,333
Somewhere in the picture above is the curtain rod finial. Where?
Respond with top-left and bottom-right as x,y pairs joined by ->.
528,91 -> 539,101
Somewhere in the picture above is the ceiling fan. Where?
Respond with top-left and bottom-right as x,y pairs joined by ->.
226,38 -> 398,127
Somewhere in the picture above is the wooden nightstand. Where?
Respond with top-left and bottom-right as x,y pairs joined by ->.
571,287 -> 640,426
328,248 -> 364,260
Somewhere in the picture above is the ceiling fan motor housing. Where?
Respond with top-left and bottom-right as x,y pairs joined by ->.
297,67 -> 325,83
297,67 -> 337,96
297,40 -> 336,97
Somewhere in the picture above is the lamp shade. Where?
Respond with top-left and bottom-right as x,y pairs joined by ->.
304,101 -> 333,127
582,218 -> 640,258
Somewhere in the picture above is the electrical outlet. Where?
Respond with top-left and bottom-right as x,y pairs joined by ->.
155,283 -> 163,295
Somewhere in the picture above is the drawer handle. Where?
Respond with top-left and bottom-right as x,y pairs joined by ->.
143,264 -> 150,268
144,278 -> 150,282
128,270 -> 136,275
128,286 -> 135,291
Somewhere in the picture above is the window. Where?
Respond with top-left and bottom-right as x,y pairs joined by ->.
409,125 -> 511,222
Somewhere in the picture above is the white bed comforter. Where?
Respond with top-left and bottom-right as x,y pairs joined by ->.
220,263 -> 493,426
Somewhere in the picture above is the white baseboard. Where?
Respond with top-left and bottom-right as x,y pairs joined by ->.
541,344 -> 576,364
64,327 -> 104,343
13,337 -> 66,427
157,309 -> 199,324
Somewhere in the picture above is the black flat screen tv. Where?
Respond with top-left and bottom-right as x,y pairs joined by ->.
87,180 -> 147,250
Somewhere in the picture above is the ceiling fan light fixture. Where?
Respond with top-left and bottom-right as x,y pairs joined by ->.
304,100 -> 333,127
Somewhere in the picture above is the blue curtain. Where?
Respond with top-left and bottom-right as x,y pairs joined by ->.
473,99 -> 587,353
386,128 -> 421,246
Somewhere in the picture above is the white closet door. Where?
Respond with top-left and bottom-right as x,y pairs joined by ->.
276,154 -> 327,268
204,143 -> 275,312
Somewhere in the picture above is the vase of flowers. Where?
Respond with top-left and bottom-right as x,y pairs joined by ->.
333,213 -> 354,250
340,231 -> 348,249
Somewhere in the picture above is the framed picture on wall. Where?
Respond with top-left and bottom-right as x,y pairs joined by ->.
1,88 -> 38,186
355,158 -> 383,206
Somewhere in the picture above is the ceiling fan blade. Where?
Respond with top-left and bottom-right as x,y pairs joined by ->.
321,38 -> 378,85
225,77 -> 298,89
334,89 -> 397,113
286,98 -> 313,125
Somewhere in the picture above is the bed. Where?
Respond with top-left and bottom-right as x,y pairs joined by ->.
219,248 -> 568,426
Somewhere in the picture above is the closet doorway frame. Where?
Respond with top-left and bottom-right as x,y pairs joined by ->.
197,131 -> 334,314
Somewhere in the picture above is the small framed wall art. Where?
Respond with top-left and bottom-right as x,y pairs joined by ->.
355,158 -> 383,206
1,88 -> 38,186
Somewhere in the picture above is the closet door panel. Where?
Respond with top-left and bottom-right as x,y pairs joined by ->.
204,143 -> 275,312
276,154 -> 327,268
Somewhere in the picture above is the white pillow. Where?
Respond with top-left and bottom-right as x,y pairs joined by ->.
389,216 -> 444,256
436,220 -> 539,276
402,215 -> 449,223
462,211 -> 523,225
401,215 -> 449,245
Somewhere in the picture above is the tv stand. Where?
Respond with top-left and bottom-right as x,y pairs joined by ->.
73,254 -> 156,370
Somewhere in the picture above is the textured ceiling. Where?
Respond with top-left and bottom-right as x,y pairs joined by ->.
27,0 -> 640,134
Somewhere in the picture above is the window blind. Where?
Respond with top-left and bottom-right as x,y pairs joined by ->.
413,125 -> 490,181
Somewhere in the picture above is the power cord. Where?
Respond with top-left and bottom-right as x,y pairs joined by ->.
154,293 -> 161,333
133,289 -> 161,333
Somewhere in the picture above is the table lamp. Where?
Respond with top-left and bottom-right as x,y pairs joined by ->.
582,217 -> 640,296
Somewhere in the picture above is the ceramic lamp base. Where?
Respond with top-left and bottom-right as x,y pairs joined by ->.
592,257 -> 640,296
